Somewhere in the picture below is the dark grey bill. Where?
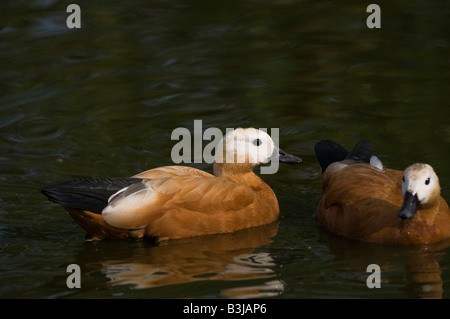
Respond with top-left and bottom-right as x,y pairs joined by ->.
277,148 -> 302,164
398,191 -> 419,220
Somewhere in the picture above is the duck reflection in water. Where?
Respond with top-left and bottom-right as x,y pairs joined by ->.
318,227 -> 450,299
77,222 -> 284,298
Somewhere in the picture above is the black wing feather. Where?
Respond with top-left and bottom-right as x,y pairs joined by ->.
345,140 -> 372,163
315,140 -> 373,173
41,178 -> 143,214
314,140 -> 349,173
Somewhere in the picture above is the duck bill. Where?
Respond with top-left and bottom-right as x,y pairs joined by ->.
277,148 -> 302,165
397,191 -> 419,220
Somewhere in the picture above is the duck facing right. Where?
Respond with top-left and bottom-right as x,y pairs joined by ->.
314,140 -> 450,245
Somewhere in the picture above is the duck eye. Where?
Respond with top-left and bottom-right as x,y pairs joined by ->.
253,138 -> 262,146
425,177 -> 430,185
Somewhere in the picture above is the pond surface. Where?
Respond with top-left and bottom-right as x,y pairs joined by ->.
1,0 -> 450,299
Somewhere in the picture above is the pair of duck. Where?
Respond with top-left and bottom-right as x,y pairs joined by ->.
42,128 -> 450,245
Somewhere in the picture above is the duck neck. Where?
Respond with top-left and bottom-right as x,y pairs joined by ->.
213,162 -> 277,199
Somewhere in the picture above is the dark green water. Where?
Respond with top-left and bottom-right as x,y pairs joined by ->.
1,0 -> 450,299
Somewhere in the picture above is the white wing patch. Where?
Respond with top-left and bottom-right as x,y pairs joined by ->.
370,155 -> 384,171
102,181 -> 157,229
108,186 -> 130,203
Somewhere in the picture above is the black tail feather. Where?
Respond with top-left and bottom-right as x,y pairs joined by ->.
41,178 -> 143,214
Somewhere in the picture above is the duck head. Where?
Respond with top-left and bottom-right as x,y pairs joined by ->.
398,163 -> 441,220
214,128 -> 301,174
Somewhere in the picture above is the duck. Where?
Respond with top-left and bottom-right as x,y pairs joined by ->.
41,128 -> 302,241
314,139 -> 450,245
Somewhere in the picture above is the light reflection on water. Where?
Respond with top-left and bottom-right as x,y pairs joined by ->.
1,0 -> 450,298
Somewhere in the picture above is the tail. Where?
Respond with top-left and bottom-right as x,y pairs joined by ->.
314,140 -> 373,173
41,177 -> 143,214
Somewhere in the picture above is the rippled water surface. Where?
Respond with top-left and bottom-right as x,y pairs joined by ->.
1,0 -> 450,299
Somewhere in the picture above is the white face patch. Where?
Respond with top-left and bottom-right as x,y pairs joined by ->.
215,128 -> 275,164
401,163 -> 438,205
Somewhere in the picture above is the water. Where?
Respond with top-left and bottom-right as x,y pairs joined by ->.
1,0 -> 450,299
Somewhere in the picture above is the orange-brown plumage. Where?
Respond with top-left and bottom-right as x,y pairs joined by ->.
315,140 -> 450,245
42,128 -> 301,241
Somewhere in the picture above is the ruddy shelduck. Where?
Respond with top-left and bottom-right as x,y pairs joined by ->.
42,128 -> 301,241
314,140 -> 450,245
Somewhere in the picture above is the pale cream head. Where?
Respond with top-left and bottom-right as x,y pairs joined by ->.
401,163 -> 440,205
214,128 -> 276,165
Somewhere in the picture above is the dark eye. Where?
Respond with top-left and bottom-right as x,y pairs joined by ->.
253,138 -> 262,146
425,177 -> 430,185
402,176 -> 405,182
